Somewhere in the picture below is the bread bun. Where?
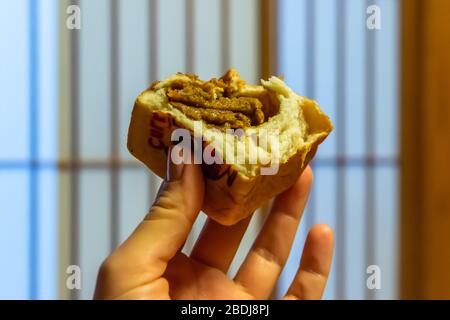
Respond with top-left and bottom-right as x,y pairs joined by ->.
127,69 -> 333,225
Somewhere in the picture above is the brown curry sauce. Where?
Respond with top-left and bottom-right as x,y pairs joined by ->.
165,70 -> 278,129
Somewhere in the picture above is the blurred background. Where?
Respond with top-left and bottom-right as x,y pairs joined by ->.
1,0 -> 449,300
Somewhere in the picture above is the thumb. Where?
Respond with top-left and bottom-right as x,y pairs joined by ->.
112,147 -> 205,276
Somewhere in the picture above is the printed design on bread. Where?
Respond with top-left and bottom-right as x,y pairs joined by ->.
127,69 -> 333,225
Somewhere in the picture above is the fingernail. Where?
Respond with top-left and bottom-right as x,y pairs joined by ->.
166,146 -> 185,182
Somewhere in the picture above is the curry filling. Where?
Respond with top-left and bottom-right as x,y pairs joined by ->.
166,71 -> 279,129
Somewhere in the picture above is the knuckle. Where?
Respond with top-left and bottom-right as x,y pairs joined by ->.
98,255 -> 122,278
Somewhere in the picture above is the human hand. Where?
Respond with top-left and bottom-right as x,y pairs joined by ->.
94,150 -> 334,300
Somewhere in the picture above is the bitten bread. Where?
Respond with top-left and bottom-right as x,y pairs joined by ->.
127,69 -> 333,225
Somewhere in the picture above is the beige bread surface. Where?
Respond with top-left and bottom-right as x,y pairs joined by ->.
127,69 -> 333,225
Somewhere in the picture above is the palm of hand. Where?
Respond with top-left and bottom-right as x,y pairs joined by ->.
164,252 -> 254,300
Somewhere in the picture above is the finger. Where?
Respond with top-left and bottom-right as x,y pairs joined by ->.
190,215 -> 252,272
234,166 -> 313,299
284,224 -> 334,300
107,149 -> 205,278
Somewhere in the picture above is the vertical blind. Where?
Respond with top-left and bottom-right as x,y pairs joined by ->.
0,0 -> 59,299
278,0 -> 399,299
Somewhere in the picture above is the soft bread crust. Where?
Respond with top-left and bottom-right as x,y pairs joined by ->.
127,70 -> 333,225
